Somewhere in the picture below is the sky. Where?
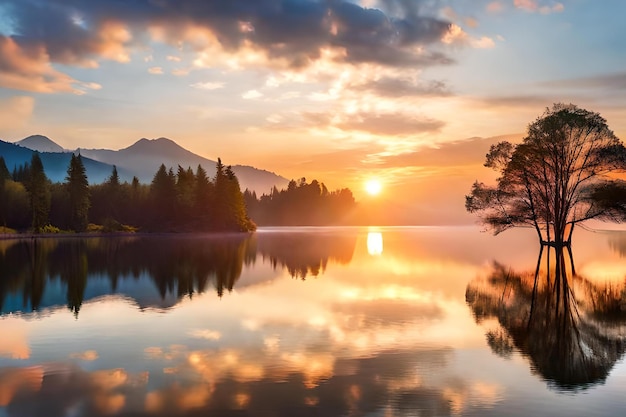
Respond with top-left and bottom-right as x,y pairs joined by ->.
1,0 -> 626,222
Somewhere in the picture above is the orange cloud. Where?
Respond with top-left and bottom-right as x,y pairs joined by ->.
514,0 -> 564,14
442,24 -> 496,49
0,36 -> 78,93
0,36 -> 104,94
487,1 -> 504,13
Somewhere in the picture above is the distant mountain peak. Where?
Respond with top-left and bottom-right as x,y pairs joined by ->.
124,137 -> 187,153
16,135 -> 65,153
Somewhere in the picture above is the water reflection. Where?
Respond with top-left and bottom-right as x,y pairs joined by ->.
366,231 -> 383,256
256,230 -> 356,279
0,229 -> 502,417
466,247 -> 626,390
0,232 -> 357,317
2,228 -> 626,416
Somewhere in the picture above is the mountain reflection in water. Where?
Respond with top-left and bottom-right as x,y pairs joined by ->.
466,246 -> 626,391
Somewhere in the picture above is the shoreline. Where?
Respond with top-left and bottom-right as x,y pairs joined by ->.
0,230 -> 255,240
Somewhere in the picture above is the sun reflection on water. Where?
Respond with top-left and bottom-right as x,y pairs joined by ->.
367,232 -> 383,256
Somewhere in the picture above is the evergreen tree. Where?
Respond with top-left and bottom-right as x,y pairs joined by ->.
150,164 -> 177,227
194,164 -> 213,228
108,165 -> 120,186
66,154 -> 90,232
129,176 -> 143,225
0,157 -> 9,227
105,165 -> 122,220
27,153 -> 51,232
0,157 -> 10,182
213,159 -> 254,231
176,165 -> 196,213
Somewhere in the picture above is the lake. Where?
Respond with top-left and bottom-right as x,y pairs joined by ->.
1,226 -> 625,416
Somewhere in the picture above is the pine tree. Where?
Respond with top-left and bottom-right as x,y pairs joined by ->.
194,164 -> 213,228
213,159 -> 254,231
0,157 -> 10,182
27,153 -> 51,232
150,164 -> 177,227
105,165 -> 122,221
108,165 -> 120,186
66,154 -> 90,232
0,157 -> 9,227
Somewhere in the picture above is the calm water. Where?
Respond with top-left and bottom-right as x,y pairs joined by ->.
1,227 -> 626,417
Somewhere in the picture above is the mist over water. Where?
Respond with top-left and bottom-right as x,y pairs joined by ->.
1,227 -> 626,416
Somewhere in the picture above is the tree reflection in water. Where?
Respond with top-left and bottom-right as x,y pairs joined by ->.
0,232 -> 357,317
466,246 -> 626,390
256,231 -> 356,279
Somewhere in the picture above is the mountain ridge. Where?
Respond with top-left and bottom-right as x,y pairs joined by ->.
5,135 -> 288,193
0,139 -> 133,184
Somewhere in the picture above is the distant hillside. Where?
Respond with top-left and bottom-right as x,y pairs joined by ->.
5,135 -> 288,193
79,137 -> 288,194
15,134 -> 65,153
0,140 -> 131,184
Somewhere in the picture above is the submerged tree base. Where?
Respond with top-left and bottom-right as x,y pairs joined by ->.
540,240 -> 571,248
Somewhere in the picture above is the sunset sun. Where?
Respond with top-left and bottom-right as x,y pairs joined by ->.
365,179 -> 382,196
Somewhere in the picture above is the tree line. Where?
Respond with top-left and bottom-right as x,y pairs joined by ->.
0,153 -> 255,233
244,178 -> 356,225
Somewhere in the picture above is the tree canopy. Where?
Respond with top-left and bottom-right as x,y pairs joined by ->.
466,103 -> 626,246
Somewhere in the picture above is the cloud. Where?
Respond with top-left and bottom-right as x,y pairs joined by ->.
304,111 -> 444,136
0,36 -> 83,93
487,2 -> 504,13
9,1 -> 132,67
442,24 -> 495,49
471,36 -> 496,49
242,89 -> 263,99
337,112 -> 445,136
356,77 -> 450,97
540,72 -> 626,91
514,0 -> 564,14
1,0 -> 456,78
171,68 -> 190,76
148,66 -> 163,74
476,94 -> 559,108
376,134 -> 523,169
190,81 -> 224,90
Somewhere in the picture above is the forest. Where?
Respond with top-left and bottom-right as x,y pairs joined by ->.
0,153 -> 356,233
244,178 -> 356,226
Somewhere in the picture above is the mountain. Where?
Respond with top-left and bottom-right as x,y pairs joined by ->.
79,137 -> 288,194
5,135 -> 288,193
0,140 -> 131,184
15,135 -> 65,153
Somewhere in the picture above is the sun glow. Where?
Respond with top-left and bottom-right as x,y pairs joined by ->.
365,179 -> 382,196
